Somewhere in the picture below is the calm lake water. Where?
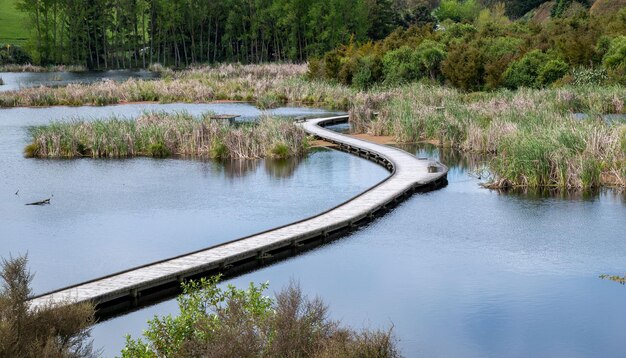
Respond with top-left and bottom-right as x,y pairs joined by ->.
94,130 -> 626,357
0,103 -> 378,295
1,103 -> 625,357
0,69 -> 157,92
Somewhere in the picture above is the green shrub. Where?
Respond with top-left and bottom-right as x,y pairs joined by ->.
438,21 -> 478,45
414,40 -> 447,80
210,139 -> 229,159
602,36 -> 626,84
442,42 -> 483,91
352,55 -> 383,89
503,50 -> 549,89
147,141 -> 171,158
602,36 -> 626,69
383,46 -> 419,84
0,44 -> 32,65
270,142 -> 290,158
121,277 -> 400,358
481,37 -> 522,88
433,0 -> 480,23
537,59 -> 569,86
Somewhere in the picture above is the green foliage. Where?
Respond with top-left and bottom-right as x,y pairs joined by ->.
442,42 -> 482,91
147,141 -> 171,158
552,0 -> 574,17
352,55 -> 383,89
414,40 -> 447,80
382,46 -> 419,84
537,59 -> 569,86
438,21 -> 478,45
433,0 -> 481,22
602,36 -> 626,84
270,142 -> 290,158
503,50 -> 560,89
571,66 -> 608,86
122,277 -> 400,358
0,43 -> 31,65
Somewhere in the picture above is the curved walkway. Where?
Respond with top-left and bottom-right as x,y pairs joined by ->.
29,115 -> 448,314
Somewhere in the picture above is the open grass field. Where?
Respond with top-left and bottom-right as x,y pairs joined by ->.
0,0 -> 29,45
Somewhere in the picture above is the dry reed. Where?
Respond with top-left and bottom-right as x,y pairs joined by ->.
25,112 -> 309,160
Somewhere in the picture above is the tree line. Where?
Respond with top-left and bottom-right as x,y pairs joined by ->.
14,0 -> 441,69
309,0 -> 626,90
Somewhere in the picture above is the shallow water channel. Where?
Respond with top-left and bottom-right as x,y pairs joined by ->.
1,104 -> 626,357
0,69 -> 157,92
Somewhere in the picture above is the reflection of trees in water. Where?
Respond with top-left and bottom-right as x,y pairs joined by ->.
264,157 -> 300,179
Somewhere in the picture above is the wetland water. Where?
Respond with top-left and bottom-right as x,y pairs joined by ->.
0,69 -> 157,92
0,103 -> 384,295
94,131 -> 626,357
1,103 -> 625,357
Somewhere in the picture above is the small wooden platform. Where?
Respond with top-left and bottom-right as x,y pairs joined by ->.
29,115 -> 448,315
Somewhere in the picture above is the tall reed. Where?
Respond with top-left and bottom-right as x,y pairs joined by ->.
349,83 -> 626,189
25,112 -> 309,160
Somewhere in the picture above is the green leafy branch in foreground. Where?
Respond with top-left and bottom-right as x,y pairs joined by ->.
121,276 -> 400,358
25,112 -> 309,160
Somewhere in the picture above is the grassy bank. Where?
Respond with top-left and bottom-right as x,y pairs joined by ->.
6,63 -> 625,190
25,112 -> 309,160
350,84 -> 626,189
0,64 -> 86,72
0,64 -> 355,108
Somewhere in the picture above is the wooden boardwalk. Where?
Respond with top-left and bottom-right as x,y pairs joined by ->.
29,115 -> 448,315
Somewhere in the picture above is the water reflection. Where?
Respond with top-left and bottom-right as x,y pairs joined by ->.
92,138 -> 626,358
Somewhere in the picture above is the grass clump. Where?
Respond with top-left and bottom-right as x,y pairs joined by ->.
121,276 -> 400,358
25,112 -> 309,160
350,83 -> 626,189
0,255 -> 96,358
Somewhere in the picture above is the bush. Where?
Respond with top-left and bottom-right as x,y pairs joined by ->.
503,50 -> 550,89
0,256 -> 95,358
121,277 -> 401,358
0,44 -> 32,65
433,0 -> 481,22
353,55 -> 383,89
537,59 -> 570,86
414,40 -> 447,80
383,46 -> 420,84
442,42 -> 483,91
602,36 -> 626,84
482,37 -> 523,89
